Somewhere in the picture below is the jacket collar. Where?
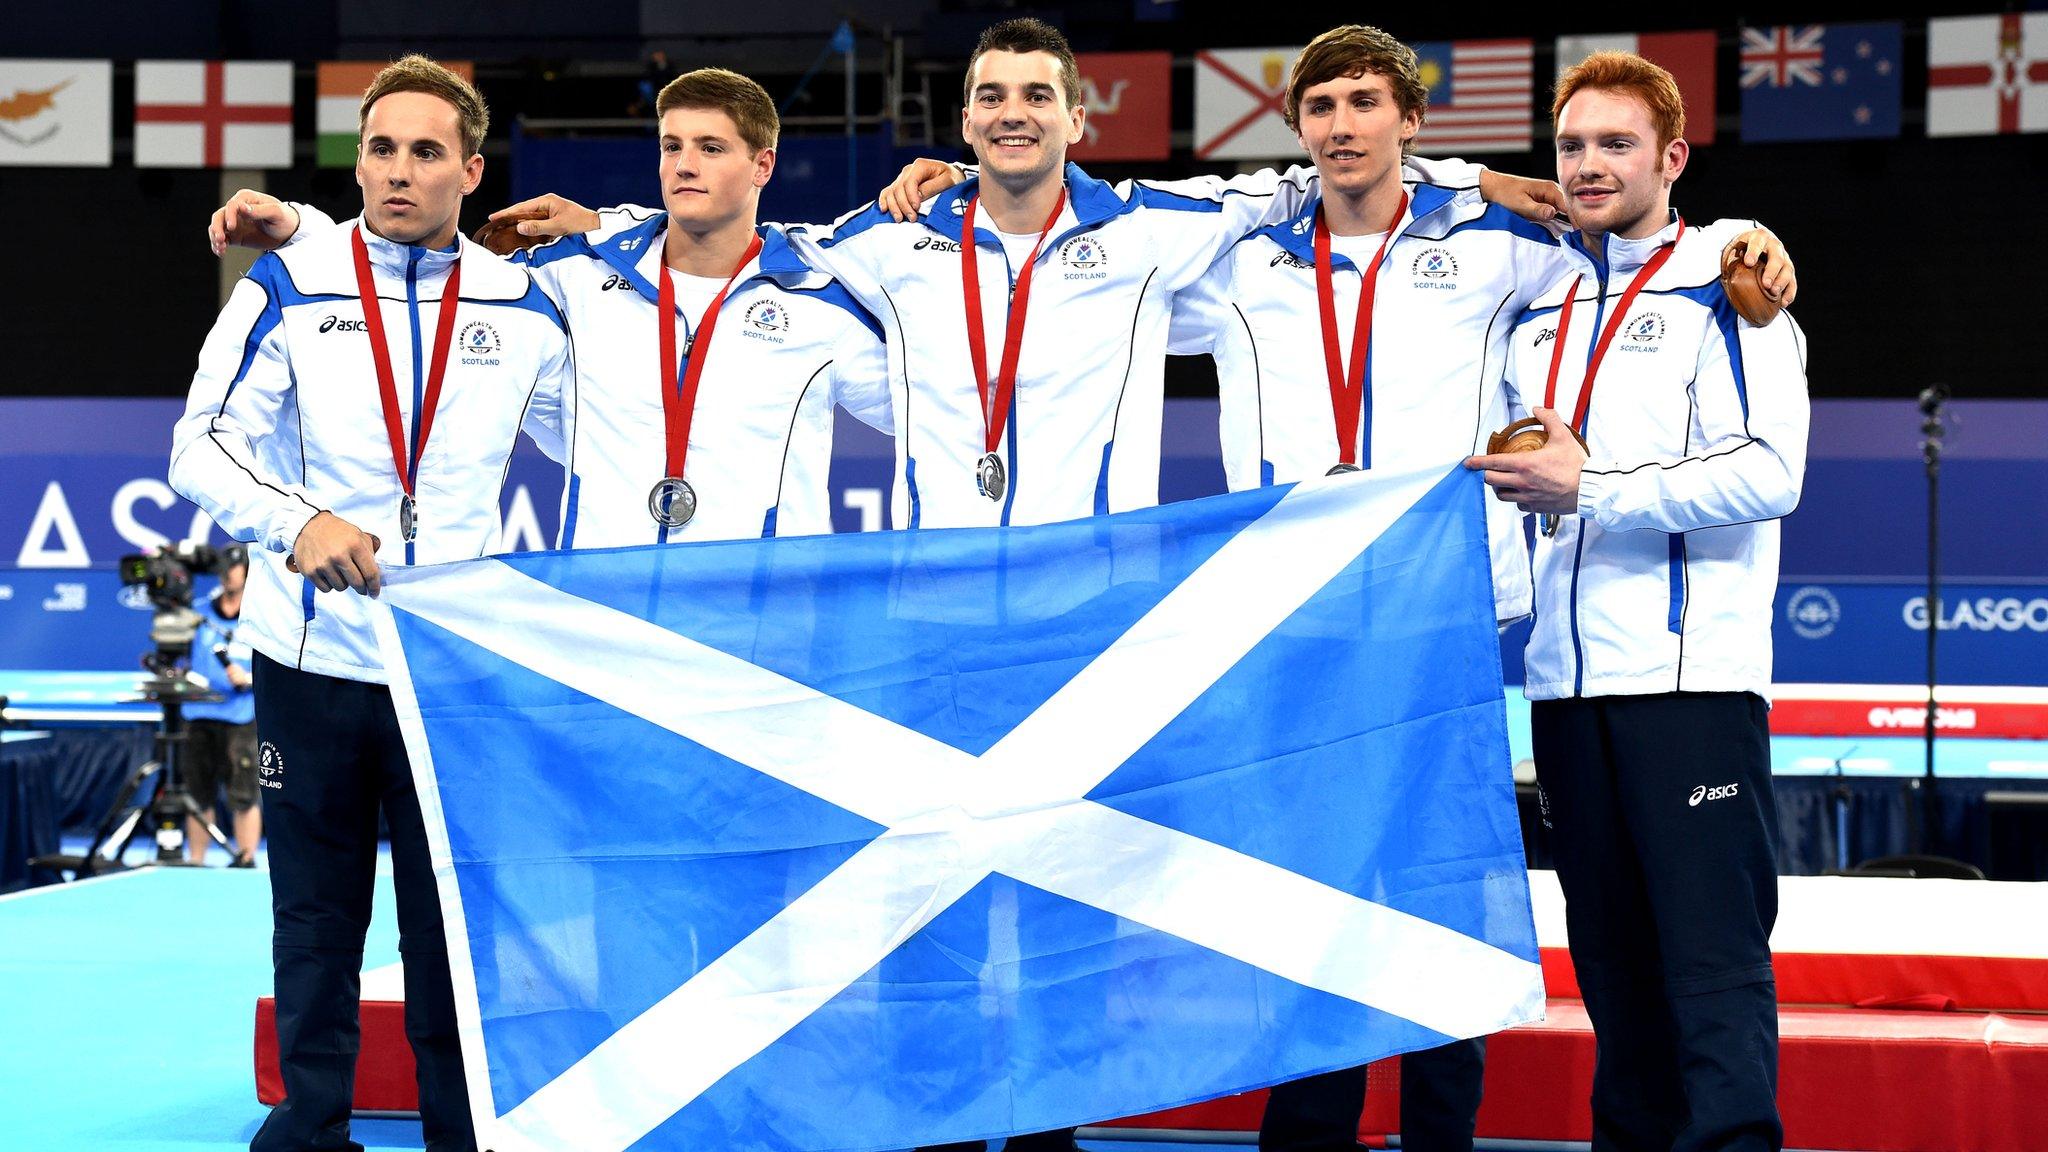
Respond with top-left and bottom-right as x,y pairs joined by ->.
921,162 -> 1129,252
350,217 -> 462,280
1568,209 -> 1684,277
1249,179 -> 1458,268
592,214 -> 812,309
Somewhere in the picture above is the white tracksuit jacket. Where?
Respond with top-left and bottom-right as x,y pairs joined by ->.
169,221 -> 573,683
1502,213 -> 1810,701
292,204 -> 892,547
1169,176 -> 1571,624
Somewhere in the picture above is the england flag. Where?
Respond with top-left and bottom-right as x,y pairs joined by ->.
373,464 -> 1544,1152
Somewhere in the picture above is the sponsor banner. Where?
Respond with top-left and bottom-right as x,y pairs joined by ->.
1071,52 -> 1171,162
134,60 -> 293,168
1193,46 -> 1299,160
1928,13 -> 2048,138
317,60 -> 475,167
1738,23 -> 1901,142
1555,31 -> 1717,144
1770,686 -> 2048,741
1411,40 -> 1535,154
0,59 -> 112,167
1775,581 -> 2048,688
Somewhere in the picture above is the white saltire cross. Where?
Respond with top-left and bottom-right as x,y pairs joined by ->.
377,467 -> 1543,1152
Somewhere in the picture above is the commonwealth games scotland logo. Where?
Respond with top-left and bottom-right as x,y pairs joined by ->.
1058,236 -> 1107,270
1411,247 -> 1458,279
459,321 -> 501,355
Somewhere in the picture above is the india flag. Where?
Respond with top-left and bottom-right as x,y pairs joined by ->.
317,60 -> 474,168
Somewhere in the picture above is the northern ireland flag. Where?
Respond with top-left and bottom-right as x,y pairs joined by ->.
1928,13 -> 2048,137
1555,31 -> 1718,144
134,60 -> 293,168
373,466 -> 1543,1152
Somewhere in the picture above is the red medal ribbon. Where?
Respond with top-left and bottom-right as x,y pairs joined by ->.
960,188 -> 1068,458
1313,190 -> 1407,468
351,225 -> 462,500
657,231 -> 765,481
1543,220 -> 1686,432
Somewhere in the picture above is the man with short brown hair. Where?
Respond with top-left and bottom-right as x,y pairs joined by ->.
1171,28 -> 1796,1152
173,54 -> 570,1152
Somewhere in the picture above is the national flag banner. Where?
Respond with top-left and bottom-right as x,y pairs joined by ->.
0,59 -> 112,167
318,60 -> 476,167
1194,46 -> 1301,160
1928,13 -> 2048,138
1738,23 -> 1901,142
373,467 -> 1543,1152
1071,52 -> 1171,162
134,60 -> 293,168
1555,31 -> 1718,144
1411,40 -> 1534,155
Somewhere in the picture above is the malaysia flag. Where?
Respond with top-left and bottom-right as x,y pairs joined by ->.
1410,40 -> 1535,155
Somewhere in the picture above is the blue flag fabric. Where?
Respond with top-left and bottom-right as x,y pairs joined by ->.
1740,22 -> 1903,142
374,464 -> 1543,1152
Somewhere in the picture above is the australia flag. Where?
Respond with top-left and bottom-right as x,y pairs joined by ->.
1740,22 -> 1903,142
372,464 -> 1544,1152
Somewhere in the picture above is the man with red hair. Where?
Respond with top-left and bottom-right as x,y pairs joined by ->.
1469,51 -> 1808,1151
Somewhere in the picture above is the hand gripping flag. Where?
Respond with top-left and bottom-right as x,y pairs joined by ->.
373,463 -> 1543,1152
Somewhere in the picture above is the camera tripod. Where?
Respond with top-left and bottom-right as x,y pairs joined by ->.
29,674 -> 235,879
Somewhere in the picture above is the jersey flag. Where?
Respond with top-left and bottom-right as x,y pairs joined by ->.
372,466 -> 1543,1152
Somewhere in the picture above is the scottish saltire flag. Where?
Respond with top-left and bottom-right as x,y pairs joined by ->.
1739,23 -> 1902,142
373,464 -> 1543,1152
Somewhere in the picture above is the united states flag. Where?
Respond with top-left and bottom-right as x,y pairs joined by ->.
1411,40 -> 1534,154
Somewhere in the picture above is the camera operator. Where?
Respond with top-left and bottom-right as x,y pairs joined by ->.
184,548 -> 260,867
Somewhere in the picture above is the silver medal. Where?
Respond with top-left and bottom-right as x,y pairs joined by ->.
975,452 -> 1007,502
648,476 -> 698,528
1325,463 -> 1362,476
399,493 -> 418,542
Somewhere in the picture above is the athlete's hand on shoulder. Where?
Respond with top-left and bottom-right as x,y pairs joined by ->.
1477,169 -> 1565,225
1726,227 -> 1797,307
488,194 -> 601,239
290,512 -> 384,598
209,189 -> 300,257
1463,407 -> 1587,516
878,158 -> 964,222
